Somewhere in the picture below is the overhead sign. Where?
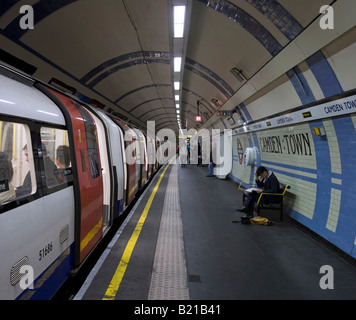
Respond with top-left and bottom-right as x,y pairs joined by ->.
216,110 -> 232,117
234,94 -> 356,135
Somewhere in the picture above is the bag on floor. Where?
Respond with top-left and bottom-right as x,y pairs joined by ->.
250,216 -> 273,226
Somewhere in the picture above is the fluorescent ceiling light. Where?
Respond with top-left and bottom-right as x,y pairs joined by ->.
174,57 -> 182,72
174,6 -> 185,25
174,82 -> 180,90
230,68 -> 246,82
174,24 -> 184,38
176,104 -> 180,109
175,95 -> 179,101
174,6 -> 186,38
177,110 -> 180,114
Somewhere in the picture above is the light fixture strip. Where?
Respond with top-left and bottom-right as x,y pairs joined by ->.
174,5 -> 186,38
173,4 -> 187,128
174,57 -> 182,72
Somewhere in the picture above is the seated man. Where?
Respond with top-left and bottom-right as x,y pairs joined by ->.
55,145 -> 72,184
0,152 -> 16,204
15,144 -> 32,198
237,166 -> 281,217
56,145 -> 71,169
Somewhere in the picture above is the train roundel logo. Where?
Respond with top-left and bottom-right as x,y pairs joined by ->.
237,138 -> 243,164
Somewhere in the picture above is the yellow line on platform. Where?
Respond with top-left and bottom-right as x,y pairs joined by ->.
102,161 -> 173,300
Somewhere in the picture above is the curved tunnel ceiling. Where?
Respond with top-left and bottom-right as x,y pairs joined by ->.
0,0 -> 346,136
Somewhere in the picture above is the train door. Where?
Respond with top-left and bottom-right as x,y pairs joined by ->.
134,129 -> 147,186
85,109 -> 112,234
48,89 -> 103,265
93,109 -> 126,217
145,132 -> 155,180
141,130 -> 148,185
112,123 -> 126,213
156,138 -> 163,166
130,129 -> 141,190
112,119 -> 136,205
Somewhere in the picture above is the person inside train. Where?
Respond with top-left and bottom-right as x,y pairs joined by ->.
56,145 -> 71,169
0,152 -> 16,203
42,143 -> 57,188
15,144 -> 32,198
237,166 -> 281,217
55,145 -> 71,183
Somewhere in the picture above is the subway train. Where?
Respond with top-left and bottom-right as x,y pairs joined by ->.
0,63 -> 173,300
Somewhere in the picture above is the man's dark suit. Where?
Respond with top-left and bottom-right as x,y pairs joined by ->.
255,172 -> 281,204
241,172 -> 281,214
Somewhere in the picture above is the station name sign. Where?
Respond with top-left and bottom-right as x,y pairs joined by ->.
234,94 -> 356,134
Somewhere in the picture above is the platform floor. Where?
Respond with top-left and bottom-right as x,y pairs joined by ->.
74,161 -> 356,300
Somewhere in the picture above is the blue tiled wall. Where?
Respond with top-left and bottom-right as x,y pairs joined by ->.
231,46 -> 356,259
231,114 -> 356,259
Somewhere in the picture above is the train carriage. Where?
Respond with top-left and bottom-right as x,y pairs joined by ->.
0,71 -> 76,299
0,64 -> 163,300
85,106 -> 126,219
110,117 -> 138,206
42,87 -> 104,266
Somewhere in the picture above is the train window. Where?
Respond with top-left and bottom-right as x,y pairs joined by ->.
40,127 -> 72,188
85,121 -> 100,179
0,120 -> 36,205
70,101 -> 100,179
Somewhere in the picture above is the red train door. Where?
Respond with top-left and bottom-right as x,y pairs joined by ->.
48,89 -> 103,265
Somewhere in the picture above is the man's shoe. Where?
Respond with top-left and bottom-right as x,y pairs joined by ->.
242,212 -> 253,218
236,206 -> 249,213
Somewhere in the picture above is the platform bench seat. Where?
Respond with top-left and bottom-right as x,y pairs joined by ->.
242,183 -> 291,221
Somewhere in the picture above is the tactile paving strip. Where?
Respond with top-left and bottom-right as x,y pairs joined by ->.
148,164 -> 190,300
